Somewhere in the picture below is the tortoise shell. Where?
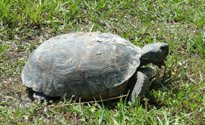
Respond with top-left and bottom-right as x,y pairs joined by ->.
21,32 -> 142,100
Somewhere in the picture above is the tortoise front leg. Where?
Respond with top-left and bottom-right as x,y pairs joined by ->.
129,68 -> 152,103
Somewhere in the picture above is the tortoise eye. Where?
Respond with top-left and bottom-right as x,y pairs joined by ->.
160,46 -> 167,51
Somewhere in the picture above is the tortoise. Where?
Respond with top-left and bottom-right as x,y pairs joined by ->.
21,32 -> 169,103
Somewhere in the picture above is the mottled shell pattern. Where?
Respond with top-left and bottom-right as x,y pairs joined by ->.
21,32 -> 142,100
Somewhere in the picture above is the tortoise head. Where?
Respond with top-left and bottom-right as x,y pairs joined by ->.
140,42 -> 169,68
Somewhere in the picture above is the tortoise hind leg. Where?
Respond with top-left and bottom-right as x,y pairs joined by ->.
33,92 -> 50,103
26,87 -> 50,103
129,68 -> 152,103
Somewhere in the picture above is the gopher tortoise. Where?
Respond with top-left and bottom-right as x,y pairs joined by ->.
21,32 -> 169,103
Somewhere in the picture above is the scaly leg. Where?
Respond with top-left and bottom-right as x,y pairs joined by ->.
129,68 -> 152,103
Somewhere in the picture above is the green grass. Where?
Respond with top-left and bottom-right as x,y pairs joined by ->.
0,0 -> 204,124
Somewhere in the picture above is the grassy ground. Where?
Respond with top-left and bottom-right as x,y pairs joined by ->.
0,0 -> 204,124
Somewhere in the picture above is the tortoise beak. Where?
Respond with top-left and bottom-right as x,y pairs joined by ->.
157,43 -> 169,68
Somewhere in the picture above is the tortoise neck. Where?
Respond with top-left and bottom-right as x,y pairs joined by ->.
139,58 -> 150,67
